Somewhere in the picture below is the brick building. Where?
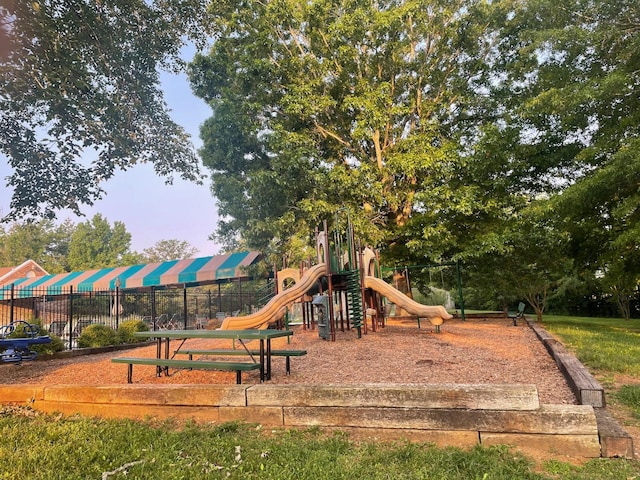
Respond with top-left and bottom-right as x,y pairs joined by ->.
0,260 -> 49,287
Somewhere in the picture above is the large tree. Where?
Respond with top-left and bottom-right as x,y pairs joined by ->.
190,0 -> 515,259
491,0 -> 640,316
397,0 -> 639,314
0,0 -> 209,220
191,0 -> 639,316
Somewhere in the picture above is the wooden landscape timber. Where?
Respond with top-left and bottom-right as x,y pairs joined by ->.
0,382 -> 602,459
528,322 -> 606,407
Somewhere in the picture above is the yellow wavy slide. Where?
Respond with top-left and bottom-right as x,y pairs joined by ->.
220,263 -> 327,330
363,276 -> 453,322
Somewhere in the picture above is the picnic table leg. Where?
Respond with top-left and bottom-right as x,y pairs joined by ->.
236,371 -> 242,384
259,339 -> 265,382
266,338 -> 272,380
127,364 -> 133,384
164,337 -> 170,375
155,338 -> 163,377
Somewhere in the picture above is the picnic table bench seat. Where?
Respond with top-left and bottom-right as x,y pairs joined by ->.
176,349 -> 307,375
111,357 -> 260,384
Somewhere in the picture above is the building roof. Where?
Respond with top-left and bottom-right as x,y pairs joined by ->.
0,260 -> 48,285
0,251 -> 261,300
0,266 -> 14,280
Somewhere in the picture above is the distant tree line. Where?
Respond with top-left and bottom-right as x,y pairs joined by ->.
0,214 -> 199,273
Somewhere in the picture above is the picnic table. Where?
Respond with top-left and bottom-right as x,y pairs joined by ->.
128,328 -> 294,383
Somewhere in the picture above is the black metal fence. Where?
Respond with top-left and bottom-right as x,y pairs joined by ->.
0,279 -> 274,349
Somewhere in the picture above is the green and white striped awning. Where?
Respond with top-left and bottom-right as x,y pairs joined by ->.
0,251 -> 261,299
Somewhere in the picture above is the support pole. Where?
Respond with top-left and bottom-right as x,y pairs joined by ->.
151,286 -> 161,376
324,220 -> 336,342
151,287 -> 157,330
9,283 -> 14,325
115,279 -> 121,329
358,242 -> 365,337
69,285 -> 74,348
183,284 -> 188,329
456,261 -> 466,321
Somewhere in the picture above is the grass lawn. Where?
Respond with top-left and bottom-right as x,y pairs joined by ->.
540,315 -> 640,377
540,315 -> 640,418
1,408 -> 639,480
1,315 -> 640,478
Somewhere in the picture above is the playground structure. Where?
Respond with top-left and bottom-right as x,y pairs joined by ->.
0,320 -> 52,364
221,218 -> 453,339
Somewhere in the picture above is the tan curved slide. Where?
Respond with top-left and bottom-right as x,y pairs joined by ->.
364,276 -> 453,321
220,263 -> 327,330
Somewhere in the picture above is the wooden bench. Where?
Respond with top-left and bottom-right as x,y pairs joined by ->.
176,349 -> 307,375
507,302 -> 526,326
111,357 -> 260,384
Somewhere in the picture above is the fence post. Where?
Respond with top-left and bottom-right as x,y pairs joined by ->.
151,286 -> 157,331
9,283 -> 15,324
182,285 -> 188,329
69,285 -> 74,349
115,278 -> 121,329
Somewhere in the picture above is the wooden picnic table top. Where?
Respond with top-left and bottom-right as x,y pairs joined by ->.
133,329 -> 293,341
132,328 -> 294,382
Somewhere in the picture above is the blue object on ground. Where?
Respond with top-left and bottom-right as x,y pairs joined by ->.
0,321 -> 52,364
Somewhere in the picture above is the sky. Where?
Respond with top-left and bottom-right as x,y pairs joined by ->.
0,57 -> 222,258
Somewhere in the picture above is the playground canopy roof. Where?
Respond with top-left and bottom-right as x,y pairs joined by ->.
0,251 -> 262,300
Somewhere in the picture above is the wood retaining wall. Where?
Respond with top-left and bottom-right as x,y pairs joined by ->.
0,383 -> 602,459
527,320 -> 634,458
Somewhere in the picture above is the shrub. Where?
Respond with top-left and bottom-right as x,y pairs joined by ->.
77,324 -> 118,348
36,333 -> 65,354
116,319 -> 149,344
